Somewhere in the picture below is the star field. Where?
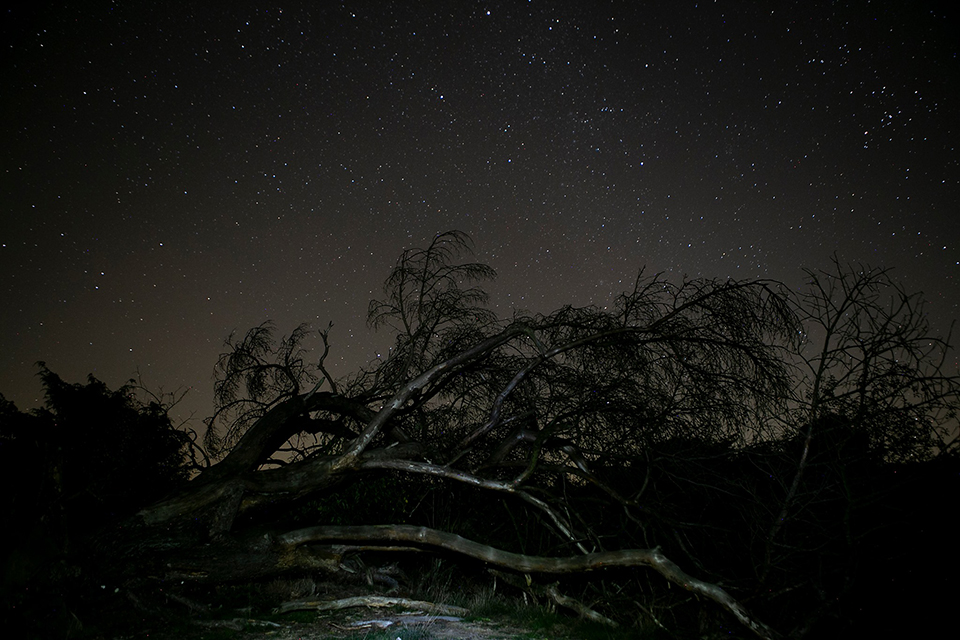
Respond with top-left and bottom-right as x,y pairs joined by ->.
2,0 -> 958,423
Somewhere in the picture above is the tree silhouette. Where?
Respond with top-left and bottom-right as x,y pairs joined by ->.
4,233 -> 957,639
0,366 -> 191,635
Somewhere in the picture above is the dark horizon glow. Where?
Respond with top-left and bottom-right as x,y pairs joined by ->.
2,1 -> 958,424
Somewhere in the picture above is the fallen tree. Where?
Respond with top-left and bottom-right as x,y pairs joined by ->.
278,524 -> 782,639
121,232 -> 797,638
7,232 -> 957,638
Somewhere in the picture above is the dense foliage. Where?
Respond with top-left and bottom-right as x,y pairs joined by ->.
0,367 -> 191,635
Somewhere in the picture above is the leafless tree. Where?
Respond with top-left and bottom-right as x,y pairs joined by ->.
118,235 -> 957,639
747,258 -> 960,634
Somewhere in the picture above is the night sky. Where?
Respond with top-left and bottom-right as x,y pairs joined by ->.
3,1 -> 958,425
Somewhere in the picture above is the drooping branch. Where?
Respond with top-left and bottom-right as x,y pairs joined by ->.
359,457 -> 585,551
278,524 -> 782,640
338,323 -> 528,464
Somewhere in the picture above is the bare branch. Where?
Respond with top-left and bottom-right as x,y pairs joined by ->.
279,525 -> 783,640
